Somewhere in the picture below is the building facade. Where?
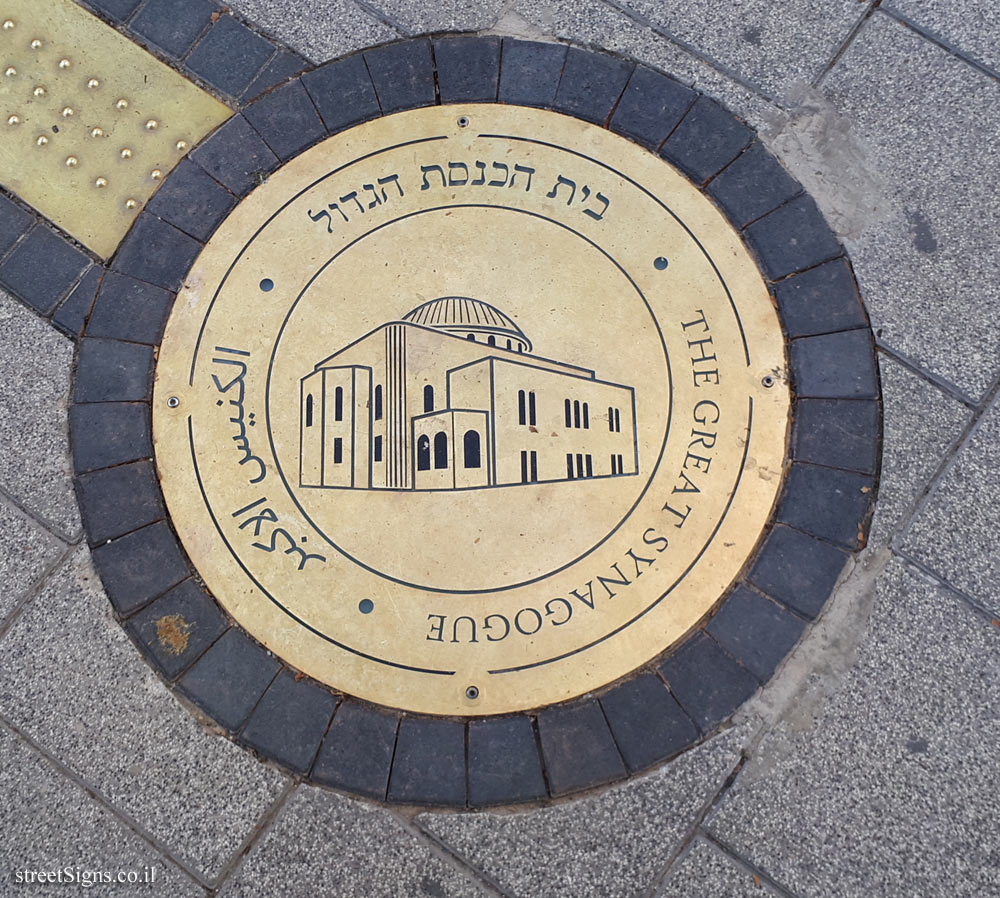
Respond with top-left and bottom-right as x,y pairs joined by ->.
299,297 -> 638,491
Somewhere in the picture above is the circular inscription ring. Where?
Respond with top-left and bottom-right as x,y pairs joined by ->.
71,37 -> 881,806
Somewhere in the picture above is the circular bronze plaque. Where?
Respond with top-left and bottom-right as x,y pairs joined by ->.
154,103 -> 790,716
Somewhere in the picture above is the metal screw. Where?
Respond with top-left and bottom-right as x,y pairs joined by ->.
457,116 -> 469,128
167,396 -> 180,408
465,685 -> 479,700
761,374 -> 775,388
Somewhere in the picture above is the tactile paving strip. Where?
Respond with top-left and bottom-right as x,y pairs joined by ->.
0,0 -> 230,257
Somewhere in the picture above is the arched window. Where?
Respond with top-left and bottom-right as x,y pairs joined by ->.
583,402 -> 590,429
487,335 -> 496,346
423,384 -> 434,413
506,339 -> 512,349
463,430 -> 481,468
417,435 -> 431,471
374,385 -> 382,420
529,391 -> 536,426
434,431 -> 449,469
334,386 -> 343,421
564,398 -> 572,428
573,400 -> 581,429
608,405 -> 614,431
305,394 -> 314,427
518,390 -> 526,426
467,333 -> 476,341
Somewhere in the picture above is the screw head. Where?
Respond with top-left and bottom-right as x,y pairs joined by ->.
465,685 -> 479,700
457,115 -> 470,128
167,396 -> 180,408
761,374 -> 775,388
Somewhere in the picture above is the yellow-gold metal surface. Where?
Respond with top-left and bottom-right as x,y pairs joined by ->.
0,0 -> 230,257
154,105 -> 791,716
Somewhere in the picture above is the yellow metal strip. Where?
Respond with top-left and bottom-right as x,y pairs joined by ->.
0,0 -> 231,258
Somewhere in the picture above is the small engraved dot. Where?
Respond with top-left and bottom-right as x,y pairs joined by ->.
87,77 -> 99,89
358,599 -> 374,614
2,20 -> 14,31
115,97 -> 128,110
144,118 -> 158,131
4,66 -> 16,77
65,155 -> 77,167
175,139 -> 188,151
90,127 -> 103,138
7,114 -> 19,125
150,168 -> 162,180
259,278 -> 274,292
61,106 -> 73,117
35,134 -> 47,146
58,58 -> 70,69
94,177 -> 107,188
32,84 -> 45,96
653,256 -> 669,270
119,147 -> 132,159
124,197 -> 137,209
29,39 -> 41,50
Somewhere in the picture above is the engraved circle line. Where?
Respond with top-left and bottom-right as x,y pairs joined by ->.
262,202 -> 671,594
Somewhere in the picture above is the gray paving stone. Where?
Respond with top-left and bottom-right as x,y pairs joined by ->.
373,0 -> 506,33
826,14 -> 1000,400
0,725 -> 204,897
233,0 -> 398,63
868,354 -> 971,547
0,547 -> 287,879
421,726 -> 748,898
901,395 -> 1000,615
659,837 -> 783,897
511,0 -> 780,129
0,293 -> 80,539
218,785 -> 489,898
707,557 -> 1000,898
617,0 -> 867,98
883,0 -> 1000,74
0,497 -> 62,623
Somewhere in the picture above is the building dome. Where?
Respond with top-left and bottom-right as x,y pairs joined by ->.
403,297 -> 532,352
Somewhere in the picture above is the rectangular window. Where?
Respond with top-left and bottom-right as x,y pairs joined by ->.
564,399 -> 572,428
520,450 -> 529,484
333,438 -> 343,464
334,386 -> 344,422
618,453 -> 624,472
576,453 -> 584,479
518,390 -> 526,426
373,436 -> 382,462
611,454 -> 618,475
615,408 -> 621,433
583,403 -> 589,429
530,450 -> 538,483
529,392 -> 537,426
608,405 -> 614,431
566,453 -> 574,480
586,455 -> 593,478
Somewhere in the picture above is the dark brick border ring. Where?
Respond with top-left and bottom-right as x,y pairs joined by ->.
67,35 -> 882,809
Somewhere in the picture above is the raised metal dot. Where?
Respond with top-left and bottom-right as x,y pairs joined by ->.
119,147 -> 132,159
2,20 -> 14,31
94,177 -> 107,188
7,114 -> 19,125
29,39 -> 41,50
65,155 -> 77,167
150,168 -> 162,180
35,134 -> 47,146
58,57 -> 70,69
144,118 -> 158,131
124,197 -> 137,209
87,77 -> 99,89
115,97 -> 128,110
60,106 -> 73,117
90,127 -> 103,138
4,65 -> 16,77
175,139 -> 188,152
32,84 -> 45,96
